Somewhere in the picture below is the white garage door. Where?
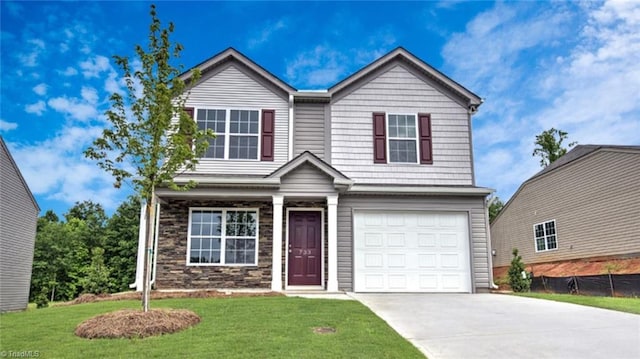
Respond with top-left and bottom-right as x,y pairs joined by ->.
354,211 -> 471,292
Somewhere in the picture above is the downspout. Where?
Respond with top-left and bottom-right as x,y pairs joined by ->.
288,93 -> 294,160
130,203 -> 147,290
150,201 -> 161,287
485,197 -> 499,290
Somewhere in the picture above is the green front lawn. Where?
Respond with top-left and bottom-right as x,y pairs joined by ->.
515,293 -> 640,315
1,297 -> 424,358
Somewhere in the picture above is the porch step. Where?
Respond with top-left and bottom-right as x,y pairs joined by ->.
284,291 -> 355,300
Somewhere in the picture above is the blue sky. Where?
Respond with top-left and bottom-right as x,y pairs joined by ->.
2,1 -> 639,216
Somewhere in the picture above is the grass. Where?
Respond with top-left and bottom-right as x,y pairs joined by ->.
0,296 -> 424,358
515,292 -> 640,315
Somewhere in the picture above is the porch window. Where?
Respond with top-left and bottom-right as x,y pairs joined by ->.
533,220 -> 557,252
188,208 -> 259,265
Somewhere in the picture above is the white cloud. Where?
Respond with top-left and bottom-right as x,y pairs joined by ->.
7,125 -> 127,210
442,0 -> 640,202
0,119 -> 18,132
81,86 -> 99,104
59,66 -> 79,76
33,83 -> 47,96
79,55 -> 111,78
48,96 -> 98,121
247,18 -> 288,49
104,70 -> 124,95
17,38 -> 46,67
286,45 -> 349,88
25,100 -> 46,115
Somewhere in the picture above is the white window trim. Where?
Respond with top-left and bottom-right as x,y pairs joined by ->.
284,207 -> 325,290
187,207 -> 260,266
195,107 -> 262,161
533,219 -> 558,253
386,113 -> 419,164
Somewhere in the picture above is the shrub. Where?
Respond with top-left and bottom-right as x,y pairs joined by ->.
34,291 -> 49,309
508,248 -> 531,292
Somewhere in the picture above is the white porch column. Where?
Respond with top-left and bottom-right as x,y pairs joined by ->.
327,195 -> 339,292
271,195 -> 284,291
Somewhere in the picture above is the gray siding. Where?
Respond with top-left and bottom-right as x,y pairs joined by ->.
186,64 -> 289,175
294,103 -> 325,159
337,195 -> 490,292
331,63 -> 473,186
279,163 -> 336,197
0,140 -> 38,312
491,149 -> 640,268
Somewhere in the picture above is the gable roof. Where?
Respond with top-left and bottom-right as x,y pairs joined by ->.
0,136 -> 39,212
493,144 -> 640,224
179,47 -> 297,94
267,151 -> 352,187
531,145 -> 640,181
180,47 -> 481,109
328,47 -> 482,109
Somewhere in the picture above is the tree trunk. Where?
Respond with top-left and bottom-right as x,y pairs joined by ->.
141,193 -> 157,312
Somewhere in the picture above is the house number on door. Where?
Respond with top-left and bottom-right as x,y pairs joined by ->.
300,249 -> 312,255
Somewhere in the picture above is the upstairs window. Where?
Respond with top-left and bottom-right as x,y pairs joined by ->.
388,114 -> 418,163
196,109 -> 264,160
373,112 -> 432,164
534,220 -> 558,252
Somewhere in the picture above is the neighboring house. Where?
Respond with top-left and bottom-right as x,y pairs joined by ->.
132,47 -> 494,293
491,145 -> 640,276
0,136 -> 39,312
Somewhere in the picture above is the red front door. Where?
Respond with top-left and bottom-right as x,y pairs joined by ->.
288,211 -> 322,286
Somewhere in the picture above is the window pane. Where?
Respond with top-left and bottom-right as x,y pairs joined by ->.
536,238 -> 546,251
192,211 -> 202,223
389,140 -> 417,163
535,224 -> 545,238
250,111 -> 259,133
229,136 -> 258,159
205,136 -> 225,158
547,235 -> 557,249
388,115 -> 398,137
190,250 -> 200,263
200,250 -> 211,263
201,238 -> 212,250
191,223 -> 202,235
191,238 -> 202,250
197,109 -> 226,134
211,251 -> 221,264
545,221 -> 556,235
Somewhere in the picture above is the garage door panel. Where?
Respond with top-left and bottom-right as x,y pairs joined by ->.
355,211 -> 471,293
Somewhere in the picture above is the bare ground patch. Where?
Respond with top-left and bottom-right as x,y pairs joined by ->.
75,308 -> 201,339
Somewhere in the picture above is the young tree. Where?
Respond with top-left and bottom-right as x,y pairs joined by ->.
508,248 -> 531,292
84,5 -> 210,312
488,195 -> 504,223
532,128 -> 577,167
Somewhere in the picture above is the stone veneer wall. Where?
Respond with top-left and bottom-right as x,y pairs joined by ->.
155,199 -> 273,289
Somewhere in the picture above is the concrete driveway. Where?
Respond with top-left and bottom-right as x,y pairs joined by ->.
351,293 -> 640,359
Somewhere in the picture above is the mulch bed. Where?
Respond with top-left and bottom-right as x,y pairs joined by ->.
75,308 -> 201,339
61,290 -> 283,306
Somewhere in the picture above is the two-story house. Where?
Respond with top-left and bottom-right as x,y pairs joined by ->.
131,47 -> 494,293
